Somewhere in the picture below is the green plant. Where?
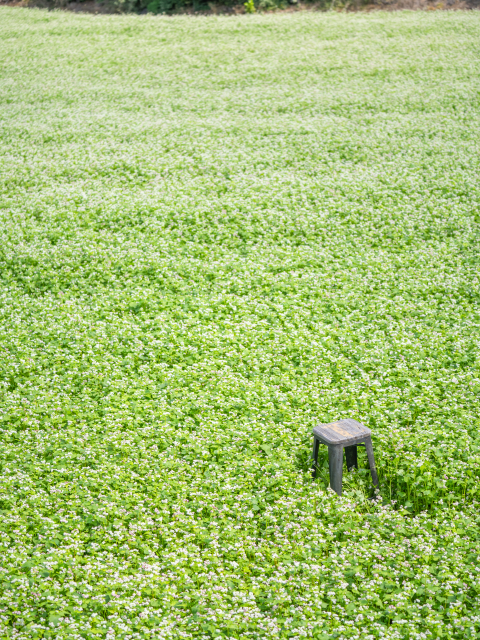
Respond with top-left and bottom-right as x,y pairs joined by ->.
1,7 -> 480,640
244,0 -> 256,11
258,0 -> 280,11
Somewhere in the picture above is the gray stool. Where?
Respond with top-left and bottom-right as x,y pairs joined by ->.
311,418 -> 379,496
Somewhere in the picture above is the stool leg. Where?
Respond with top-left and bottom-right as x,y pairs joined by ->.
328,444 -> 343,496
365,436 -> 379,487
311,437 -> 320,479
345,445 -> 358,471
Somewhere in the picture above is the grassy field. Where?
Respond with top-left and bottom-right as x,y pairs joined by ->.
1,7 -> 480,639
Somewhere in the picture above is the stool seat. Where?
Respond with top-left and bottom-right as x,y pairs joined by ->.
312,418 -> 371,446
311,418 -> 379,496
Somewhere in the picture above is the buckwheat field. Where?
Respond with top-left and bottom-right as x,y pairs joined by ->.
1,7 -> 480,640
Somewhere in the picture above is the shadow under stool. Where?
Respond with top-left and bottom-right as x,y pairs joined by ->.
311,418 -> 379,496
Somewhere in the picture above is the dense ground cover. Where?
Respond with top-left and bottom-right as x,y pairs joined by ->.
1,7 -> 480,639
